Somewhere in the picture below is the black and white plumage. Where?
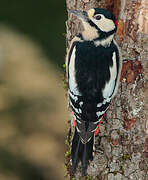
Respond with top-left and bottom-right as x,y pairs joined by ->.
66,8 -> 122,175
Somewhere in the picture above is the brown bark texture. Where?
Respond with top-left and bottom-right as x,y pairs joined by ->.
65,0 -> 148,179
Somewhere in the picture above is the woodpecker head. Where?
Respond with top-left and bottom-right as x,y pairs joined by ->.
70,8 -> 117,41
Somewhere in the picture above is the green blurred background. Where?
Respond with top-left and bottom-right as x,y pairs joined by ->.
0,1 -> 69,180
0,0 -> 66,68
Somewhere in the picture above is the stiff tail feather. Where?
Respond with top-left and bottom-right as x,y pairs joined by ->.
71,128 -> 94,176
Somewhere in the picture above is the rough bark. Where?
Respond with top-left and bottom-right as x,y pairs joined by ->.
65,0 -> 148,179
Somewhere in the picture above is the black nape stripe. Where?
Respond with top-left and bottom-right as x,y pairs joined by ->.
87,20 -> 100,31
95,28 -> 116,41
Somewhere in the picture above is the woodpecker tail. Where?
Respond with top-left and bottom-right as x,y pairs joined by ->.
71,128 -> 94,176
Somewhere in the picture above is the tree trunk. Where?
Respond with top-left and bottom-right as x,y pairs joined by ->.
65,0 -> 148,179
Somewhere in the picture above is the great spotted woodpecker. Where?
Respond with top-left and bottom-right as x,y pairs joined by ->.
66,8 -> 122,175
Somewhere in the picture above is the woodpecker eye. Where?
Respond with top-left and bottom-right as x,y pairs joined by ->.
95,15 -> 102,20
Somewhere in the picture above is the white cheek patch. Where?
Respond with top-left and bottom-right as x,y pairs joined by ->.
93,18 -> 115,32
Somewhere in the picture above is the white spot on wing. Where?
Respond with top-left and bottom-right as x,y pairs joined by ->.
79,108 -> 82,113
79,101 -> 83,106
97,103 -> 102,107
97,98 -> 110,108
96,111 -> 105,117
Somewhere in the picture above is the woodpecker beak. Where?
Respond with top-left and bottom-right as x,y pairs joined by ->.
69,9 -> 88,21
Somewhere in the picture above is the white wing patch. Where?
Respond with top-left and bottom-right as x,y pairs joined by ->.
97,97 -> 110,108
68,46 -> 81,96
79,101 -> 83,106
102,52 -> 117,98
97,103 -> 102,107
96,110 -> 106,118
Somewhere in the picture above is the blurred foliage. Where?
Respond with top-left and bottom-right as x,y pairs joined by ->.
0,0 -> 67,69
0,1 -> 68,180
0,27 -> 68,180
